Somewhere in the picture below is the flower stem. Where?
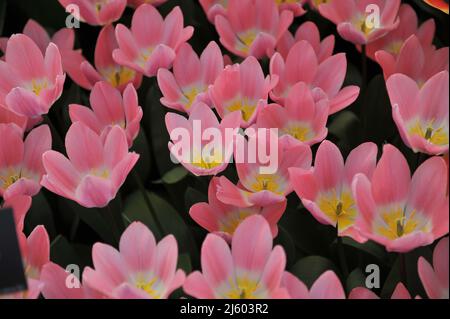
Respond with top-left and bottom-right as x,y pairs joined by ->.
105,203 -> 123,246
43,114 -> 65,152
337,235 -> 349,278
132,169 -> 164,237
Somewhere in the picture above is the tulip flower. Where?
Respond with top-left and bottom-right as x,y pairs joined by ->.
0,124 -> 51,200
255,82 -> 329,146
0,105 -> 27,133
290,141 -> 377,242
209,56 -> 275,128
276,21 -> 335,62
41,122 -> 139,208
363,4 -> 436,62
214,0 -> 293,59
1,195 -> 32,233
113,5 -> 194,77
127,0 -> 168,7
58,0 -> 127,26
270,41 -> 360,114
157,42 -> 225,114
184,215 -> 291,299
0,19 -> 90,90
349,283 -> 413,299
8,226 -> 50,299
377,34 -> 449,83
317,0 -> 401,45
80,25 -> 143,92
69,81 -> 143,147
386,71 -> 449,155
199,0 -> 228,23
0,34 -> 65,120
281,271 -> 346,299
189,177 -> 287,240
352,144 -> 449,252
41,263 -> 87,299
83,222 -> 185,299
165,102 -> 241,176
217,133 -> 312,207
418,237 -> 449,299
275,0 -> 307,17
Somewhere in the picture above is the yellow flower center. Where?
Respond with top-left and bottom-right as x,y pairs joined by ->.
376,206 -> 430,240
90,168 -> 110,179
275,0 -> 298,5
250,174 -> 284,195
102,67 -> 136,88
282,123 -> 313,142
317,190 -> 358,232
409,120 -> 449,146
182,86 -> 206,110
238,30 -> 258,54
313,0 -> 329,5
30,79 -> 48,96
386,41 -> 403,56
135,277 -> 162,299
227,99 -> 256,122
219,210 -> 253,235
226,277 -> 259,299
137,47 -> 155,68
191,148 -> 224,170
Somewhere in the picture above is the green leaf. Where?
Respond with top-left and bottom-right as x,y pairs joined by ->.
346,268 -> 367,293
131,128 -> 152,181
177,253 -> 192,274
274,226 -> 296,268
50,235 -> 82,268
161,166 -> 189,185
381,247 -> 432,298
342,237 -> 388,265
123,191 -> 199,262
328,111 -> 362,147
290,256 -> 339,287
184,187 -> 208,210
25,192 -> 56,238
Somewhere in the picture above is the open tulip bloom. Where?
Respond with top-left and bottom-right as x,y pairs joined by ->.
0,0 -> 449,303
352,144 -> 449,252
113,4 -> 194,77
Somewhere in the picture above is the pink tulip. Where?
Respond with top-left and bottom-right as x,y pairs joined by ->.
41,263 -> 87,299
217,133 -> 312,207
0,19 -> 90,90
363,4 -> 436,62
157,42 -> 225,114
41,122 -> 139,208
275,0 -> 307,17
190,177 -> 287,240
1,195 -> 32,233
83,222 -> 185,299
165,102 -> 241,176
210,56 -> 275,128
128,0 -> 168,7
352,144 -> 449,252
255,82 -> 329,146
349,282 -> 412,299
69,81 -> 143,148
184,215 -> 291,299
418,237 -> 449,299
386,71 -> 449,155
8,226 -> 50,299
376,34 -> 449,84
58,0 -> 127,26
276,21 -> 335,62
290,140 -> 377,243
281,271 -> 346,299
318,0 -> 401,45
113,5 -> 194,77
0,124 -> 51,200
0,34 -> 65,120
270,41 -> 360,114
80,25 -> 143,92
214,0 -> 293,59
0,105 -> 27,133
199,0 -> 228,23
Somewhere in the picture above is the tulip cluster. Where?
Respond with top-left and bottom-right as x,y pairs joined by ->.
0,0 -> 448,300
